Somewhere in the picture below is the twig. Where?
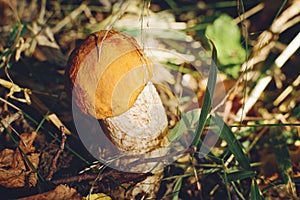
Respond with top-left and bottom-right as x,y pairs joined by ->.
46,126 -> 67,181
51,170 -> 152,185
0,96 -> 21,111
124,146 -> 196,170
52,171 -> 111,185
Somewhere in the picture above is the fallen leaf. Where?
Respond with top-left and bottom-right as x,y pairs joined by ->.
0,153 -> 39,188
0,132 -> 40,188
0,148 -> 14,167
18,184 -> 84,200
12,132 -> 37,169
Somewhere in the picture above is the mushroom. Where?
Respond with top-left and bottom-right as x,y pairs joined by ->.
65,30 -> 169,156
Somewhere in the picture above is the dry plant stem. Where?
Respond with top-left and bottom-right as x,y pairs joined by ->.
226,0 -> 300,121
51,3 -> 87,34
274,75 -> 300,106
242,0 -> 300,70
235,0 -> 300,119
37,0 -> 46,24
233,3 -> 264,24
236,31 -> 300,119
0,112 -> 22,132
0,97 -> 21,111
103,0 -> 130,30
46,126 -> 67,181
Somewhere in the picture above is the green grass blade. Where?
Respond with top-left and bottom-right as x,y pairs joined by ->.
191,40 -> 218,146
250,178 -> 263,200
172,176 -> 183,200
35,111 -> 50,132
273,0 -> 288,20
231,181 -> 247,200
211,114 -> 251,170
225,170 -> 256,182
222,160 -> 232,200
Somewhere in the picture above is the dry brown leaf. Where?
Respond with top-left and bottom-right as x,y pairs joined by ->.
18,184 -> 84,200
0,148 -> 14,167
12,132 -> 37,169
0,153 -> 39,188
0,132 -> 40,188
18,132 -> 37,154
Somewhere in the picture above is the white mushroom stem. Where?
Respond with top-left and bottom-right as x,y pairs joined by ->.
103,82 -> 168,198
103,82 -> 168,154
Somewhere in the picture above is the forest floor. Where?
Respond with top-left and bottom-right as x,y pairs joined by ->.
0,0 -> 300,199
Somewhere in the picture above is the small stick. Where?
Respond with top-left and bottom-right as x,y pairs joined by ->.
46,126 -> 67,181
124,146 -> 196,170
51,170 -> 152,185
52,172 -> 110,185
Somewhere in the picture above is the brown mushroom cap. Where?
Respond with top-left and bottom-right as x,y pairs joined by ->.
65,30 -> 152,119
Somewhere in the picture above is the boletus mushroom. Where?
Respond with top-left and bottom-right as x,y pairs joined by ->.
65,30 -> 169,156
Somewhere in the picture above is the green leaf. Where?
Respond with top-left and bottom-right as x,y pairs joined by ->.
205,14 -> 246,78
191,41 -> 218,147
250,178 -> 263,200
168,109 -> 200,142
211,114 -> 251,170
